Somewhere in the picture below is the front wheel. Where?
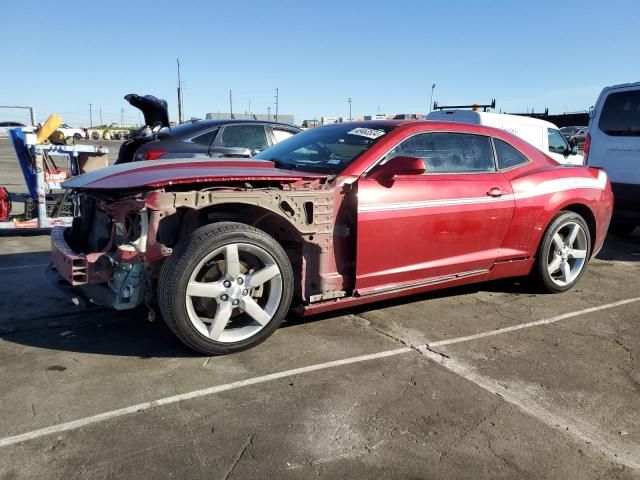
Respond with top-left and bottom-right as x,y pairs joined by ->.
158,222 -> 293,355
534,211 -> 591,293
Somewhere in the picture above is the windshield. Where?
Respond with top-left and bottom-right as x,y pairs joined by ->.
254,124 -> 396,173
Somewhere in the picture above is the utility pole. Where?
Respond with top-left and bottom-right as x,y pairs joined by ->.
267,106 -> 271,121
430,83 -> 436,112
347,97 -> 352,121
120,108 -> 124,126
274,88 -> 279,122
177,58 -> 184,123
229,90 -> 234,118
89,103 -> 93,127
248,99 -> 251,115
99,107 -> 103,126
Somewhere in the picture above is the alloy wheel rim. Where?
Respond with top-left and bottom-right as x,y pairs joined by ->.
185,242 -> 283,343
546,221 -> 588,287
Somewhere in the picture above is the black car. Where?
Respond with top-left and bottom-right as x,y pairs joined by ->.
116,94 -> 300,164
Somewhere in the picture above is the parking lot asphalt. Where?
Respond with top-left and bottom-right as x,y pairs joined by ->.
1,139 -> 639,479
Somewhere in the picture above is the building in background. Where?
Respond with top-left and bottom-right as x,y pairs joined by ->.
205,112 -> 295,125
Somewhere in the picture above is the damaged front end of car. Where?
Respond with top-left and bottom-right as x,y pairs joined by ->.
48,191 -> 162,311
48,170 -> 347,315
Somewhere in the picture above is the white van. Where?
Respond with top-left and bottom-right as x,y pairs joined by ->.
426,110 -> 584,165
585,82 -> 640,234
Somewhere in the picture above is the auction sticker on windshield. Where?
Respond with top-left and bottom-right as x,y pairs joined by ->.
348,128 -> 387,139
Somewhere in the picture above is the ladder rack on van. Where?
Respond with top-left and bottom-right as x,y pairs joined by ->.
433,99 -> 496,112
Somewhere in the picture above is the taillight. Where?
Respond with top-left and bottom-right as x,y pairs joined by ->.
583,132 -> 591,163
143,149 -> 167,160
0,186 -> 10,222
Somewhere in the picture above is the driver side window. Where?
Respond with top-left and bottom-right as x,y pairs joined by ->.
386,132 -> 495,173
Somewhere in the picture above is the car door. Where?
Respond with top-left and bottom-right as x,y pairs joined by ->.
355,131 -> 515,292
211,124 -> 269,158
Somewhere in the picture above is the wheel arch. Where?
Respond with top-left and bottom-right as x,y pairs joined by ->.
158,202 -> 306,302
196,202 -> 306,247
558,202 -> 597,255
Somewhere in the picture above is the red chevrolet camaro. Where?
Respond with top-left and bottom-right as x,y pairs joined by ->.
50,121 -> 613,354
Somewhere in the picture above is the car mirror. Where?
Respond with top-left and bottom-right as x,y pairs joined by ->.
569,137 -> 578,148
571,145 -> 579,155
370,155 -> 426,180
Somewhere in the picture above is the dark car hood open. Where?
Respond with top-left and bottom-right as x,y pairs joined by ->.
125,94 -> 169,128
62,159 -> 327,190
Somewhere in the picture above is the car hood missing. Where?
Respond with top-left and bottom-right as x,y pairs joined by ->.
62,159 -> 328,190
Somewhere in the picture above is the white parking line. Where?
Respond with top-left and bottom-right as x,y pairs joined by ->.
428,296 -> 640,348
0,296 -> 639,449
0,347 -> 411,448
417,347 -> 640,471
0,263 -> 48,272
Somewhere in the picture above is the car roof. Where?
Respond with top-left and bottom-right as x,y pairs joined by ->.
600,81 -> 640,92
167,119 -> 299,136
427,110 -> 562,130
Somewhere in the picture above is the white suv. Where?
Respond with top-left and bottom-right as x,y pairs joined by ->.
586,82 -> 640,234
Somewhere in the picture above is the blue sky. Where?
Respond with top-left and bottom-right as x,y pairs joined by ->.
1,0 -> 638,126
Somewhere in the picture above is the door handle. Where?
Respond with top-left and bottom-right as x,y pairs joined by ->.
487,187 -> 507,197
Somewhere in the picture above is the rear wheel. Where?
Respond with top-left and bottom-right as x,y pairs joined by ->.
159,222 -> 293,355
534,211 -> 591,293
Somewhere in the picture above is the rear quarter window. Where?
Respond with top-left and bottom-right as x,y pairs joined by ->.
598,90 -> 640,136
191,128 -> 218,146
494,139 -> 528,169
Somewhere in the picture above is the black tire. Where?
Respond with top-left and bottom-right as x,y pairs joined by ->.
158,222 -> 293,355
73,133 -> 83,142
609,221 -> 636,236
533,211 -> 592,293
